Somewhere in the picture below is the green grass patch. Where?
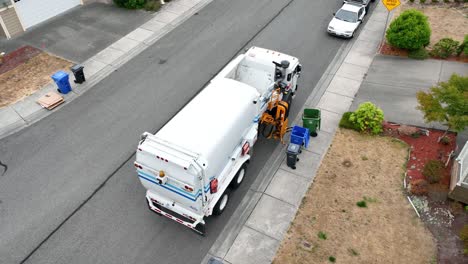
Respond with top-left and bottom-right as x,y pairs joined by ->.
356,200 -> 367,208
318,231 -> 327,240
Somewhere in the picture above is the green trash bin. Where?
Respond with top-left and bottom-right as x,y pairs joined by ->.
302,108 -> 321,137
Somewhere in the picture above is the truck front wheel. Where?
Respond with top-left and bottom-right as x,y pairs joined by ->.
213,189 -> 230,216
230,164 -> 247,189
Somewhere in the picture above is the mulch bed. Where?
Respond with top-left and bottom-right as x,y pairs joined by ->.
382,121 -> 456,185
379,42 -> 468,63
0,46 -> 42,75
383,121 -> 468,263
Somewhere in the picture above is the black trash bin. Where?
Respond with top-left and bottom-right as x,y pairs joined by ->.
70,64 -> 86,84
286,143 -> 301,170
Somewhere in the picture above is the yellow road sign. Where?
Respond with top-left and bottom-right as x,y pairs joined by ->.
382,0 -> 400,12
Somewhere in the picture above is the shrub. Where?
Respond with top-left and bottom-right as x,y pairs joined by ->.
410,179 -> 429,195
318,231 -> 327,240
443,0 -> 450,2
440,136 -> 451,145
339,112 -> 359,131
431,38 -> 460,58
386,9 -> 431,50
422,160 -> 445,183
420,0 -> 426,3
113,0 -> 146,9
329,256 -> 336,263
409,47 -> 429,60
431,0 -> 438,2
356,201 -> 367,207
349,102 -> 384,135
144,0 -> 161,11
457,35 -> 468,56
409,0 -> 415,2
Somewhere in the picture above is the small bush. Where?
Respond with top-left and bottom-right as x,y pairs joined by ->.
339,112 -> 359,131
114,0 -> 146,9
409,0 -> 415,2
440,136 -> 451,145
386,9 -> 431,50
318,231 -> 327,240
409,48 -> 429,60
410,179 -> 429,195
420,0 -> 426,3
422,160 -> 445,183
457,35 -> 468,56
431,38 -> 460,58
329,256 -> 336,263
431,0 -> 438,2
443,0 -> 450,2
349,102 -> 384,135
144,0 -> 162,11
356,201 -> 367,208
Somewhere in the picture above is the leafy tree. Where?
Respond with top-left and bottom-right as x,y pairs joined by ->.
386,9 -> 431,50
416,74 -> 468,132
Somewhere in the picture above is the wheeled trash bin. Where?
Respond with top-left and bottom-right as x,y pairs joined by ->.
286,143 -> 301,170
51,71 -> 72,94
302,108 -> 321,137
70,64 -> 85,84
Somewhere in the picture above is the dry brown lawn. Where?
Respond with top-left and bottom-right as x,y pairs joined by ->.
273,129 -> 437,264
393,2 -> 468,48
0,52 -> 72,108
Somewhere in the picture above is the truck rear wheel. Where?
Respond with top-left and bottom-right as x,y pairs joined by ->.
213,189 -> 230,216
230,164 -> 247,189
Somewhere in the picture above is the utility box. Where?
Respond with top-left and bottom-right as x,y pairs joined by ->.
51,71 -> 72,94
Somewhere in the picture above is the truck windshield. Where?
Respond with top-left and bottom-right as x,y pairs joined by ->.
335,9 -> 358,23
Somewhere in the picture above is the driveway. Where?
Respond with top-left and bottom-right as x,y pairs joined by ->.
0,3 -> 153,62
351,55 -> 468,151
351,55 -> 468,128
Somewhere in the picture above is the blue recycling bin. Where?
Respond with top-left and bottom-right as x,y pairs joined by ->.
290,125 -> 310,148
51,71 -> 72,94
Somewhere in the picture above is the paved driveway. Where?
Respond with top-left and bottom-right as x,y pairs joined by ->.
0,3 -> 153,62
351,55 -> 468,129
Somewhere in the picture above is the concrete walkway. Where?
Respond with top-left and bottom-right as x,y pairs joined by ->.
204,2 -> 391,263
0,0 -> 213,139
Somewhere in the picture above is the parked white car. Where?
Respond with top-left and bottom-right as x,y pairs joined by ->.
327,3 -> 366,38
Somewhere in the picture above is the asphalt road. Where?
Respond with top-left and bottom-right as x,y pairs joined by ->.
0,0 -> 350,263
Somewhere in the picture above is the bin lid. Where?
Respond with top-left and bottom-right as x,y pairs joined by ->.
51,70 -> 69,81
70,64 -> 84,71
287,143 -> 301,154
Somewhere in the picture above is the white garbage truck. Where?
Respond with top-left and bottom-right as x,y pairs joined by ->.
135,47 -> 302,234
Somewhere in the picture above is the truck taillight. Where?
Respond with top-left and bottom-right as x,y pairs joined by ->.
210,179 -> 218,194
184,185 -> 194,192
242,142 -> 250,156
134,162 -> 143,169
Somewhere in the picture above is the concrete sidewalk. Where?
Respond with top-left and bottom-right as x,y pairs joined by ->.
0,0 -> 213,139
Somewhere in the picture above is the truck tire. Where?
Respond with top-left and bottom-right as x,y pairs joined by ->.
230,164 -> 247,189
213,189 -> 230,216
